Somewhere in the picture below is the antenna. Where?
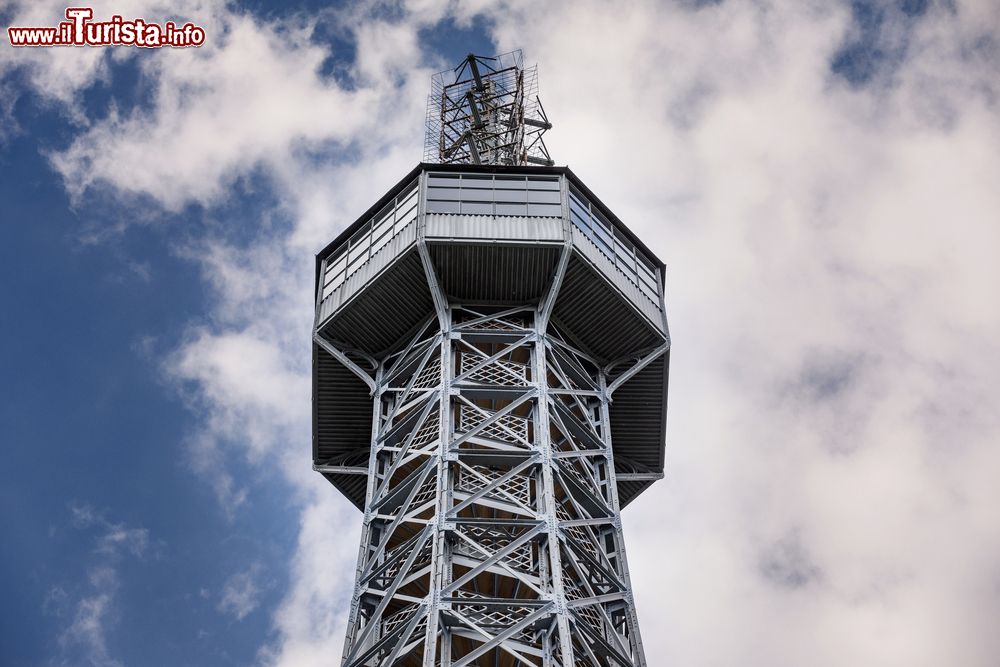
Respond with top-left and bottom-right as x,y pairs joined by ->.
424,49 -> 554,166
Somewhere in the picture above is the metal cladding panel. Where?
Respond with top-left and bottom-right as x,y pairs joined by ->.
617,479 -> 654,509
611,353 -> 668,472
313,344 -> 373,509
428,242 -> 562,303
319,249 -> 433,356
321,472 -> 367,511
553,254 -> 664,363
316,221 -> 418,327
570,225 -> 663,331
424,214 -> 564,242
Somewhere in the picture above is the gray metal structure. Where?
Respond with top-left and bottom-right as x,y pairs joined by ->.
425,51 -> 553,167
314,54 -> 669,667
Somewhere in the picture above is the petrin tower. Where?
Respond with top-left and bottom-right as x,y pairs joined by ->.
313,52 -> 670,666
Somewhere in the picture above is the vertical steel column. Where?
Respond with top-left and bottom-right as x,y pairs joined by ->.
421,302 -> 452,666
534,316 -> 577,665
342,363 -> 386,662
597,373 -> 648,666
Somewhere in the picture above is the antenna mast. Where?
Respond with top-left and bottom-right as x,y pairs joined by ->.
425,50 -> 554,166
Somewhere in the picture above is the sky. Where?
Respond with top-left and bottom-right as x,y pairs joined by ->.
1,0 -> 999,665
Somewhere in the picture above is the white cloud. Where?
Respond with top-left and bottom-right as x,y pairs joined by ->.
166,326 -> 308,513
61,587 -> 121,667
479,1 -> 1000,664
218,563 -> 265,621
70,503 -> 102,528
50,12 -> 357,208
96,524 -> 150,559
2,1 -> 112,112
70,503 -> 152,559
55,509 -> 152,666
15,0 -> 1000,665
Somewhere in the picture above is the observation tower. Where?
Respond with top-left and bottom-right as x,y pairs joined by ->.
313,51 -> 670,666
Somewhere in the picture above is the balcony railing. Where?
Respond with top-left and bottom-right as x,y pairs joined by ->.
318,171 -> 661,311
568,185 -> 659,305
321,178 -> 419,300
425,172 -> 562,217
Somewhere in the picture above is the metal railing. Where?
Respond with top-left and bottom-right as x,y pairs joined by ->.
320,179 -> 419,300
568,186 -> 659,304
319,173 -> 661,308
425,172 -> 561,217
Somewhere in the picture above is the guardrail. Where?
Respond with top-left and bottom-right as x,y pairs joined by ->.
568,186 -> 659,305
320,178 -> 419,300
318,171 -> 661,311
425,172 -> 562,217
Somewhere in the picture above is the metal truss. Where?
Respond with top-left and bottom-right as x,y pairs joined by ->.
331,292 -> 652,665
424,50 -> 554,167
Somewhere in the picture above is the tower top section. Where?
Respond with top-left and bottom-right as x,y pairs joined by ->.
424,49 -> 554,167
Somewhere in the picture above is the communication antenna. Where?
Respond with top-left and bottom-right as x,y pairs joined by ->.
425,50 -> 554,166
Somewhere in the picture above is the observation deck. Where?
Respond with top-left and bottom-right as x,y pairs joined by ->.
313,163 -> 669,510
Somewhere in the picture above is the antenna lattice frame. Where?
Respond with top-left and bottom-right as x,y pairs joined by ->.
424,50 -> 554,167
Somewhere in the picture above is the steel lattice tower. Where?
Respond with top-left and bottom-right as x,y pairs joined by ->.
313,51 -> 670,666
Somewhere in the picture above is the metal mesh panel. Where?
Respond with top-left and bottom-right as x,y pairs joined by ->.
456,463 -> 533,508
453,524 -> 536,573
458,405 -> 530,445
458,351 -> 528,386
424,50 -> 553,166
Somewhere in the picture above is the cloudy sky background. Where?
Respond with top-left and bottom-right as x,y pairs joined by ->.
2,0 -> 999,665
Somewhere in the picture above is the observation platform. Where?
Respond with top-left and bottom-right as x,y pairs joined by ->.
313,163 -> 670,510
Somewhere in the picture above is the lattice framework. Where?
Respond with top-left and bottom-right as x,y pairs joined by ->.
424,50 -> 554,167
328,292 -> 653,666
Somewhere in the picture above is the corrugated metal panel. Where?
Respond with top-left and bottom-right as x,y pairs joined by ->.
611,352 -> 668,507
313,343 -> 373,509
570,226 -> 664,332
552,255 -> 664,362
610,354 -> 668,471
425,214 -> 564,242
617,479 -> 654,509
322,472 -> 368,511
320,250 -> 434,356
316,221 -> 418,327
428,243 -> 561,303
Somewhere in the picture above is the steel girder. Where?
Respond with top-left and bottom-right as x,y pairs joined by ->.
329,293 -> 650,667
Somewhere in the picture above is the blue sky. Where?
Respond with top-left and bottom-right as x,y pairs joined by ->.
4,33 -> 270,667
2,1 -> 999,666
1,4 -> 491,665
